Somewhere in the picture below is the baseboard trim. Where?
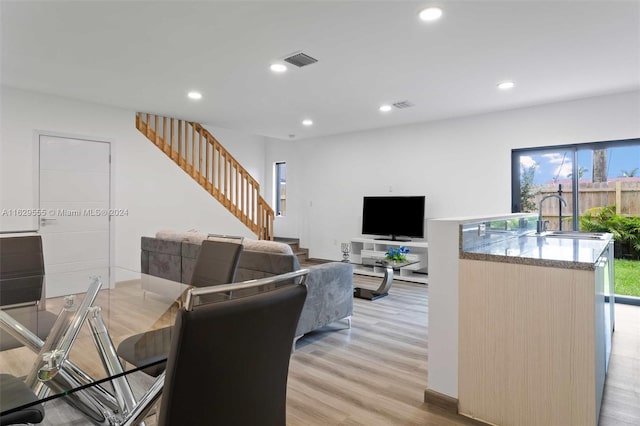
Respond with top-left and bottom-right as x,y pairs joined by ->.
423,389 -> 491,426
423,389 -> 458,413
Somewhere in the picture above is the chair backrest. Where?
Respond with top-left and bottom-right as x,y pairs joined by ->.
157,282 -> 307,426
0,373 -> 44,424
0,235 -> 45,307
189,239 -> 243,287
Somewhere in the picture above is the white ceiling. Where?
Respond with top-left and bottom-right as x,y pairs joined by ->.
2,1 -> 639,140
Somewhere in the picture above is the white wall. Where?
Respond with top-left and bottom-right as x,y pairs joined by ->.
203,124 -> 265,185
0,86 -> 267,271
3,87 -> 637,267
265,90 -> 640,259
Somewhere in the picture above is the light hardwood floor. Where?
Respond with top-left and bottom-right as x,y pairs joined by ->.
286,274 -> 476,425
287,273 -> 640,425
3,273 -> 639,425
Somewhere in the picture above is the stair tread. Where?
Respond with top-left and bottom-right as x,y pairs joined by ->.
274,237 -> 308,260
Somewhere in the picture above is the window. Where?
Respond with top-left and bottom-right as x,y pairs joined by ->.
275,162 -> 286,216
512,138 -> 640,231
513,148 -> 576,229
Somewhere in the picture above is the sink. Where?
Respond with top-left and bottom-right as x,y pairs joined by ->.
529,231 -> 608,240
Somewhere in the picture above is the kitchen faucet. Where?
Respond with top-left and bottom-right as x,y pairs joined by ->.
537,194 -> 567,233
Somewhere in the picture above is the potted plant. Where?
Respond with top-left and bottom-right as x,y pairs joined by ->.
385,246 -> 410,264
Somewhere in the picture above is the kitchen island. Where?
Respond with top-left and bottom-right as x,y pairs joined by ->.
457,215 -> 614,425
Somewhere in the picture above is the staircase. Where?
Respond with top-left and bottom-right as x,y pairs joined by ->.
135,113 -> 274,240
274,237 -> 309,264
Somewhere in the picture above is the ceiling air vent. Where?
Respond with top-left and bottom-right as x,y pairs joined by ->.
392,101 -> 414,109
283,52 -> 318,68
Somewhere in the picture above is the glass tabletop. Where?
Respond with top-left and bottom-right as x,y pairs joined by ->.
0,267 -> 190,418
351,259 -> 419,270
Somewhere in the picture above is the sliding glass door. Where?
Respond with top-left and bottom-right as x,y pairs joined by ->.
577,145 -> 640,215
512,148 -> 576,230
513,139 -> 640,232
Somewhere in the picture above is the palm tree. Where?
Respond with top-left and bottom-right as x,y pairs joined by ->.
620,167 -> 639,177
592,149 -> 607,182
568,166 -> 588,179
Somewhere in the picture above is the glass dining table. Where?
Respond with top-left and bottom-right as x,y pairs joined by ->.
0,267 -> 190,425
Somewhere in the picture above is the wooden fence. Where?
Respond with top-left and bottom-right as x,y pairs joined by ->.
534,181 -> 640,230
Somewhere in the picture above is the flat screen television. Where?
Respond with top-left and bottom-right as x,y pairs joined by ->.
361,196 -> 425,241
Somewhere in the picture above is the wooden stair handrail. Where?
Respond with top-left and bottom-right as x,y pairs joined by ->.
135,112 -> 274,240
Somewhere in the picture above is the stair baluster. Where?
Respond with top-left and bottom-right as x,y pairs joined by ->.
135,112 -> 274,240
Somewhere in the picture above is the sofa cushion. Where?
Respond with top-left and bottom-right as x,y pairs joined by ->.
141,236 -> 182,282
243,240 -> 293,255
155,231 -> 292,254
149,253 -> 182,283
143,236 -> 182,255
235,250 -> 300,282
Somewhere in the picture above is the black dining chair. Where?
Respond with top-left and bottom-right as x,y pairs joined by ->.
121,269 -> 308,426
189,239 -> 243,287
0,235 -> 57,352
0,374 -> 44,425
117,239 -> 244,376
0,235 -> 45,306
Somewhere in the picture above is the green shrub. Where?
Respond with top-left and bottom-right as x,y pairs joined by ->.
580,206 -> 640,259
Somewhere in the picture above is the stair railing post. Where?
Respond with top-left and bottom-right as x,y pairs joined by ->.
191,124 -> 196,177
178,120 -> 183,165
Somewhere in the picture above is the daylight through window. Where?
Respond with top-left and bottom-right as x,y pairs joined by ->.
275,162 -> 286,216
513,139 -> 640,229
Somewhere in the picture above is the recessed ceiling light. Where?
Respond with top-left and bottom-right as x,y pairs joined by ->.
302,119 -> 313,126
497,81 -> 515,90
187,91 -> 202,100
379,105 -> 392,112
270,63 -> 287,73
419,7 -> 443,22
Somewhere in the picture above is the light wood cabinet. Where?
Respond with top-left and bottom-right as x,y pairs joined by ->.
458,245 -> 613,425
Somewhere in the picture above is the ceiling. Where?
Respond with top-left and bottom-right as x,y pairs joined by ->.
2,1 -> 639,140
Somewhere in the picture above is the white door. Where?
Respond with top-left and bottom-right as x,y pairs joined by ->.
38,135 -> 110,297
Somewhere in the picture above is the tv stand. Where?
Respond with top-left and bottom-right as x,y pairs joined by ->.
349,238 -> 428,284
379,236 -> 411,242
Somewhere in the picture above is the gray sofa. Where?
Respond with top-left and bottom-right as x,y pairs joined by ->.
140,233 -> 353,338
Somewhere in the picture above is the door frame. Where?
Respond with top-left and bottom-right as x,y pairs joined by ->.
33,130 -> 115,272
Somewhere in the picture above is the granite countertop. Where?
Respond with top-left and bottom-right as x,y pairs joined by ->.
460,232 -> 612,271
